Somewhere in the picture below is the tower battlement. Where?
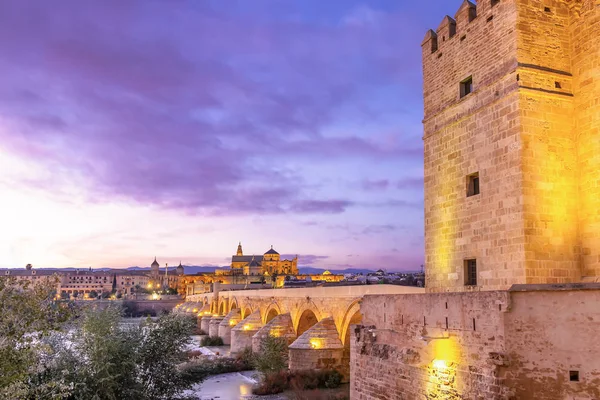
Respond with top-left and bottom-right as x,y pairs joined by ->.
423,0 -> 600,292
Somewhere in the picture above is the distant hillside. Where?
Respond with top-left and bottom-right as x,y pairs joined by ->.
126,265 -> 376,275
298,267 -> 375,275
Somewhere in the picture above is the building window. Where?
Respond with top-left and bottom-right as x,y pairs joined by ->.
570,371 -> 580,382
467,172 -> 480,197
465,259 -> 477,286
460,76 -> 473,98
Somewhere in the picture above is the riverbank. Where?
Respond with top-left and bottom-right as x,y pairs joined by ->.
187,371 -> 349,400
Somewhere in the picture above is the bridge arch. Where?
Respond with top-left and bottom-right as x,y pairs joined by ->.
264,302 -> 282,324
230,297 -> 239,312
296,308 -> 319,336
340,299 -> 362,345
242,305 -> 253,319
218,299 -> 227,315
203,296 -> 208,305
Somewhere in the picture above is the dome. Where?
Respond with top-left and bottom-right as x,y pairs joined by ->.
151,257 -> 159,268
265,245 -> 279,255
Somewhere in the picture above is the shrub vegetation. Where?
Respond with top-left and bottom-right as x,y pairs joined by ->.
200,336 -> 224,346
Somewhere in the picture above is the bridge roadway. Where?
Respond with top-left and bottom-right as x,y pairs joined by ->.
177,284 -> 424,376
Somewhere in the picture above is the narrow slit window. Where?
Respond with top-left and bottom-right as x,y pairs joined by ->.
465,259 -> 477,286
460,76 -> 473,98
467,172 -> 480,197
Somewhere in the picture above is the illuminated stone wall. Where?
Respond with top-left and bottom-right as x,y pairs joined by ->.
570,0 -> 600,278
351,291 -> 510,399
351,286 -> 600,399
422,0 -> 523,291
423,0 -> 600,291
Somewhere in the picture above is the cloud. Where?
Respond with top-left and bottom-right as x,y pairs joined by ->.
0,0 -> 426,221
361,179 -> 390,191
397,177 -> 424,190
362,224 -> 397,235
290,200 -> 353,214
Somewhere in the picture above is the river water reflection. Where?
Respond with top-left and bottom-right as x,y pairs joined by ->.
189,371 -> 288,400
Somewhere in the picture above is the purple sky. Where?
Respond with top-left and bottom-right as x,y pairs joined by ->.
0,0 -> 459,271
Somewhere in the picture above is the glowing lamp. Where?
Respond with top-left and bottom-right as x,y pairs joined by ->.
152,293 -> 159,300
432,359 -> 447,370
270,329 -> 281,338
193,308 -> 198,313
229,320 -> 237,326
242,324 -> 251,331
309,339 -> 321,349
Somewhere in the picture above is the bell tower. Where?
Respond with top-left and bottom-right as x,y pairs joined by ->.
236,242 -> 243,256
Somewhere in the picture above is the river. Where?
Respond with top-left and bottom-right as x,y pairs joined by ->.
187,371 -> 287,400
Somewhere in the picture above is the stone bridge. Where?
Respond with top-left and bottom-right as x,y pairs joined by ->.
177,284 -> 423,376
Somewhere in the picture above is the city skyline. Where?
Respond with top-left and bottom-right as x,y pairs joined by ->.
0,0 -> 459,271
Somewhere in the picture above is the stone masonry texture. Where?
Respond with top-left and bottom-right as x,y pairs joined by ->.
351,286 -> 600,400
423,0 -> 600,292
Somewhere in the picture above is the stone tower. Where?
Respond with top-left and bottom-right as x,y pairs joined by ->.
236,242 -> 243,256
422,0 -> 600,292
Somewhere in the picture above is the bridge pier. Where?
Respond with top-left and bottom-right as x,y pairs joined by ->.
231,310 -> 263,355
209,315 -> 224,337
252,313 -> 296,353
218,308 -> 241,345
199,315 -> 213,334
288,317 -> 344,373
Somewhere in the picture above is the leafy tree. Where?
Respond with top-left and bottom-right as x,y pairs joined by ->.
32,306 -> 196,400
253,335 -> 289,375
168,287 -> 178,295
88,290 -> 98,299
0,277 -> 76,398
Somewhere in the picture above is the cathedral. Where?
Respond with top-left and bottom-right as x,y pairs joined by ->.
230,243 -> 299,276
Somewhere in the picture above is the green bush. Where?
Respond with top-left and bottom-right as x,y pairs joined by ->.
252,370 -> 290,395
324,370 -> 343,388
237,346 -> 254,370
200,336 -> 224,346
21,306 -> 196,399
181,352 -> 254,384
197,329 -> 207,336
253,335 -> 289,374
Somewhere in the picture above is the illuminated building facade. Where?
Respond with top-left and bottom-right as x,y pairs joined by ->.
423,0 -> 600,292
230,243 -> 299,276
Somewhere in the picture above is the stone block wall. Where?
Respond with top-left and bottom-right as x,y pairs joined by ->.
289,348 -> 344,372
351,286 -> 600,400
231,310 -> 263,355
252,313 -> 296,353
199,316 -> 212,334
208,316 -> 224,337
351,291 -> 510,399
570,1 -> 600,278
289,317 -> 345,372
423,0 -> 524,292
423,0 -> 600,291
